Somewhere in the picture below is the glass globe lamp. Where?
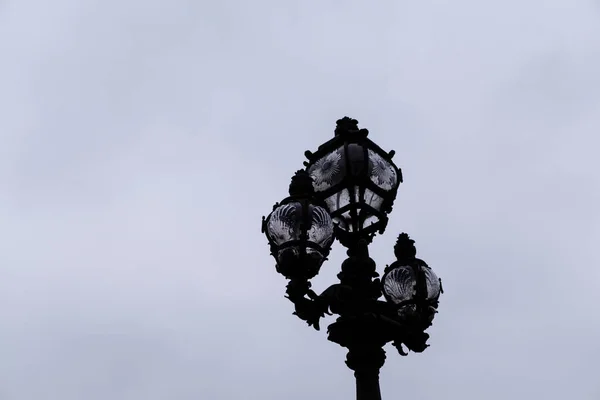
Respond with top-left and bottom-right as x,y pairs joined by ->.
381,234 -> 442,327
304,117 -> 402,246
262,170 -> 334,280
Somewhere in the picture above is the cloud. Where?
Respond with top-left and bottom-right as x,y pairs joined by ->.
1,0 -> 599,399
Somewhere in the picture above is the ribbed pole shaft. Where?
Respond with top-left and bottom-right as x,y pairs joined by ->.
346,346 -> 386,400
355,369 -> 382,400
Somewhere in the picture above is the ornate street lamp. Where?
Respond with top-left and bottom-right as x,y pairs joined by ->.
262,170 -> 334,280
262,117 -> 443,400
262,170 -> 335,329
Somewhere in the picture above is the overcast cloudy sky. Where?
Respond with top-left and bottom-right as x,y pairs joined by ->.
1,0 -> 599,399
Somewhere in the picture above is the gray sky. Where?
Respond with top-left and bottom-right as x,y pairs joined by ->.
1,0 -> 599,399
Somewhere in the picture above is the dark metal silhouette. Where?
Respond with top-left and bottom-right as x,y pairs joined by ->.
262,117 -> 443,400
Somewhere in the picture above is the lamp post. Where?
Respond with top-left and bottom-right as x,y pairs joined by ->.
262,117 -> 443,400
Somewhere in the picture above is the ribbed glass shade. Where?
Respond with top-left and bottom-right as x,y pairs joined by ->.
368,149 -> 398,191
382,265 -> 441,304
267,202 -> 333,247
265,201 -> 334,278
309,148 -> 345,192
382,265 -> 441,322
267,203 -> 302,244
308,145 -> 399,234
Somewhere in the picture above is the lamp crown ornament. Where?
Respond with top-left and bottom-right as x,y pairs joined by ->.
334,116 -> 369,137
394,233 -> 417,262
288,169 -> 315,197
